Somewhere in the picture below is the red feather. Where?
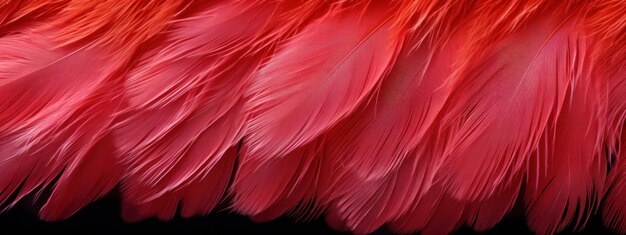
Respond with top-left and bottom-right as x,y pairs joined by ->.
0,1 -> 624,234
243,1 -> 403,163
113,0 -> 269,214
0,27 -> 125,220
436,10 -> 585,201
523,21 -> 608,234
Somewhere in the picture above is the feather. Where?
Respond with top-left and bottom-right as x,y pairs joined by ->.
39,134 -> 122,220
120,0 -> 330,219
436,11 -> 584,201
323,23 -> 457,180
464,175 -> 521,232
0,28 -> 124,219
592,0 -> 626,160
231,141 -> 331,218
0,0 -> 66,32
0,1 -> 625,234
0,0 -> 188,219
584,0 -> 625,76
117,77 -> 250,204
317,26 -> 467,233
600,68 -> 626,233
244,1 -> 403,164
603,129 -> 626,233
523,23 -> 608,234
231,0 -> 404,219
121,146 -> 237,221
51,0 -> 186,56
327,148 -> 435,233
113,1 -> 278,214
389,184 -> 465,235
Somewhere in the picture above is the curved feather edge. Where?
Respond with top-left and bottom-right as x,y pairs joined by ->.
231,141 -> 331,218
114,1 -> 275,205
603,128 -> 626,233
601,72 -> 626,232
436,12 -> 583,201
318,28 -> 466,233
121,146 -> 237,221
0,28 -> 124,220
243,1 -> 404,164
231,0 -> 403,219
324,23 -> 458,180
388,184 -> 465,235
523,23 -> 608,234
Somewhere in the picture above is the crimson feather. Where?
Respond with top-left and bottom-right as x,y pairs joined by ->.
0,28 -> 124,220
243,1 -> 404,164
0,1 -> 624,234
113,1 -> 274,216
436,10 -> 585,201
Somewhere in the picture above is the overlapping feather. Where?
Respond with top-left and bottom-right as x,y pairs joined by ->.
0,0 -> 624,234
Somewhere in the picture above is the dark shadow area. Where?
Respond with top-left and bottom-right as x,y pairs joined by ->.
0,192 -> 616,234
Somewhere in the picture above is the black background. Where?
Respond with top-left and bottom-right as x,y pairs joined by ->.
0,191 -> 615,234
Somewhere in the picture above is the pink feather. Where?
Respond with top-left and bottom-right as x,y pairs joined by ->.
0,28 -> 124,220
436,13 -> 583,201
0,1 -> 624,234
243,1 -> 403,164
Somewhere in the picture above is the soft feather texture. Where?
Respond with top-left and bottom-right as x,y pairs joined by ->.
436,10 -> 580,201
0,27 -> 124,221
0,0 -> 624,234
523,18 -> 608,235
243,1 -> 403,163
232,0 -> 403,218
113,1 -> 275,216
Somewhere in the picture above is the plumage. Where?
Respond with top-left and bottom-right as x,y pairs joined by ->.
0,28 -> 124,220
523,22 -> 608,234
316,24 -> 466,233
0,0 -> 624,234
323,26 -> 452,180
232,0 -> 403,221
603,130 -> 626,233
465,176 -> 521,232
436,8 -> 586,201
243,1 -> 403,164
389,184 -> 466,235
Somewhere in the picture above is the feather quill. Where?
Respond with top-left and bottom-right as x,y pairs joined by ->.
436,10 -> 583,201
243,1 -> 403,164
0,28 -> 124,220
